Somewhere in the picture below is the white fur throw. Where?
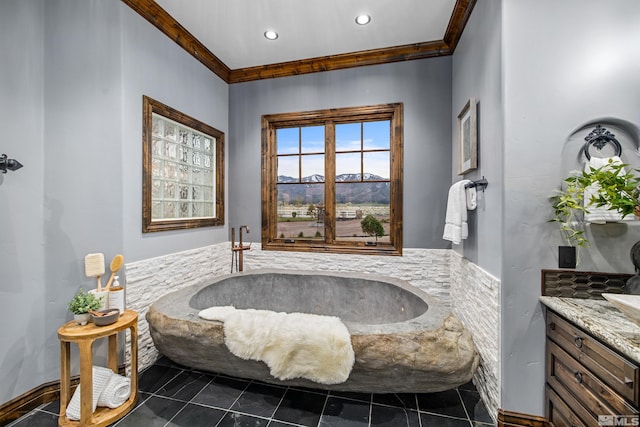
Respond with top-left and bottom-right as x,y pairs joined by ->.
199,306 -> 355,385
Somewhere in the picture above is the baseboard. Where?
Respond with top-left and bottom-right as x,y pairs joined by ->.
0,365 -> 126,427
497,409 -> 553,427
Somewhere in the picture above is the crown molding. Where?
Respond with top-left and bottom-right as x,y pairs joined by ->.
122,0 -> 476,84
228,40 -> 450,83
121,0 -> 231,82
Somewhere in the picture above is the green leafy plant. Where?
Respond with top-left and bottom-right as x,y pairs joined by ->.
549,160 -> 640,249
67,289 -> 102,314
360,214 -> 385,241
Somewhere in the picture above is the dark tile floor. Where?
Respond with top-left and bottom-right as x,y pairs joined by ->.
8,357 -> 496,427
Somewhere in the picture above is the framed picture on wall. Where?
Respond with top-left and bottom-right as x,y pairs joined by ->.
457,97 -> 477,175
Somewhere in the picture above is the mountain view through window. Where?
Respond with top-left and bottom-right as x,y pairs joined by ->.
262,103 -> 402,255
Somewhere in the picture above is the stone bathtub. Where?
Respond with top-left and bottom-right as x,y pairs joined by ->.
146,269 -> 479,393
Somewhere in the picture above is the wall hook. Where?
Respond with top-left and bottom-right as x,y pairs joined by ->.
0,154 -> 23,174
465,176 -> 488,192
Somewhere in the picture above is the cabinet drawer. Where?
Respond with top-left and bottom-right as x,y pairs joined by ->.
547,311 -> 639,405
547,340 -> 638,417
546,385 -> 588,427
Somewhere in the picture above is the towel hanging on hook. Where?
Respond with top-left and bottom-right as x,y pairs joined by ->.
466,186 -> 477,210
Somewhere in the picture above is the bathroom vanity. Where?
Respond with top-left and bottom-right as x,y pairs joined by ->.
541,296 -> 640,426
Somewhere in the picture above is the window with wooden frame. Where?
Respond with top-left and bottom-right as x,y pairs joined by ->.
142,95 -> 224,232
262,103 -> 403,255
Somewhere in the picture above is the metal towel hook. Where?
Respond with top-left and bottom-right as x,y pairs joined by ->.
465,177 -> 488,192
0,154 -> 23,174
582,125 -> 622,160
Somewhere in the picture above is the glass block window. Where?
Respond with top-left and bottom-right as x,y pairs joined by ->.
143,96 -> 224,232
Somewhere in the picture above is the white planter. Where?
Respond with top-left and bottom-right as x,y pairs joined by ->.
74,313 -> 90,326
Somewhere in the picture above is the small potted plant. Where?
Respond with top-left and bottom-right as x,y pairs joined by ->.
68,289 -> 103,325
550,159 -> 640,265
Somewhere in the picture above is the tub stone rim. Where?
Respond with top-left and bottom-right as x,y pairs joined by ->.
150,268 -> 450,335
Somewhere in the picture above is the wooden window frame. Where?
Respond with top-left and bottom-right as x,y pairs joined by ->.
261,103 -> 403,255
142,95 -> 225,233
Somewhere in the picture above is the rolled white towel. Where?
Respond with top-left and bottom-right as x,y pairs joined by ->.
98,373 -> 131,408
66,366 -> 114,420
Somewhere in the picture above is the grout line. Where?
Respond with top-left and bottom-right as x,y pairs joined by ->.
327,391 -> 371,404
388,393 -> 415,427
216,408 -> 272,422
217,377 -> 252,413
163,371 -> 209,399
36,406 -> 58,416
186,399 -> 235,413
146,366 -> 186,396
269,384 -> 288,424
415,393 -> 423,427
456,387 -> 474,425
268,421 -> 307,427
419,410 -> 471,422
111,393 -> 153,426
316,391 -> 331,427
184,372 -> 216,404
162,401 -> 191,427
212,410 -> 230,427
111,367 -> 186,427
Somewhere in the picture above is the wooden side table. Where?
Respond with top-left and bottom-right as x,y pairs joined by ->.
58,310 -> 138,427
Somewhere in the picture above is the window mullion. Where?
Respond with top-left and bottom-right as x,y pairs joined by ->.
360,122 -> 364,181
298,128 -> 302,181
324,121 -> 335,243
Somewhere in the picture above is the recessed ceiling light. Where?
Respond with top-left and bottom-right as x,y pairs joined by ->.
355,14 -> 371,25
264,30 -> 279,40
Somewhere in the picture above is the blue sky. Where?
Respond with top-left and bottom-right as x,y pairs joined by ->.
277,121 -> 390,179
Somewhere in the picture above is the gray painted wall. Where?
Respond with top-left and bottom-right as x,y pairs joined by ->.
501,0 -> 640,415
452,0 -> 503,278
41,0 -> 125,392
0,0 -> 46,405
120,5 -> 229,262
0,0 -> 228,404
228,58 -> 453,248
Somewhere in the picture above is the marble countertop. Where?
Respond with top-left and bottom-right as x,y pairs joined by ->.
540,296 -> 640,365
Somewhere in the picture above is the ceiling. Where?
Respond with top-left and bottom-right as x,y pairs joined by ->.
123,0 -> 476,83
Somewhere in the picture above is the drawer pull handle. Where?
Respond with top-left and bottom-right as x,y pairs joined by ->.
548,322 -> 556,331
574,336 -> 583,348
574,371 -> 583,383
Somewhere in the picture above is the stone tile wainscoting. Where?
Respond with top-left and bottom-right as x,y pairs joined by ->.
124,242 -> 499,422
124,243 -> 232,370
450,252 -> 501,421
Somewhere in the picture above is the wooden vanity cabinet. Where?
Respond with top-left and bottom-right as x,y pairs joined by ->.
545,311 -> 640,426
